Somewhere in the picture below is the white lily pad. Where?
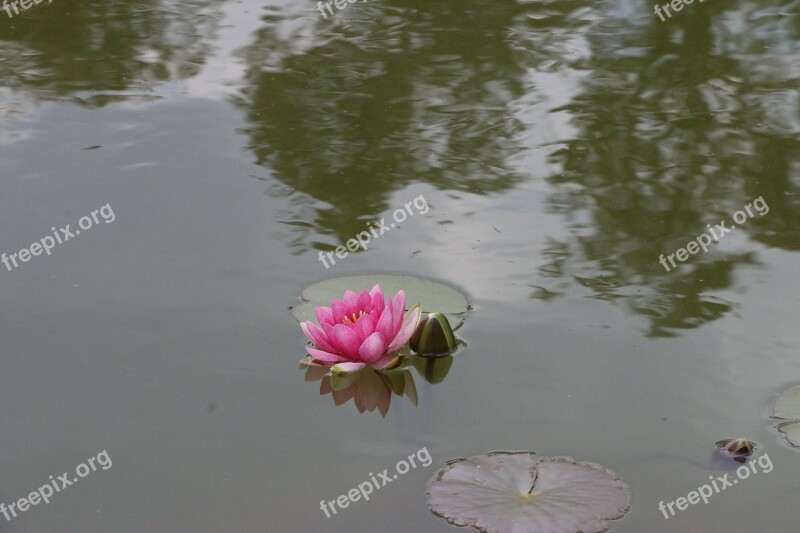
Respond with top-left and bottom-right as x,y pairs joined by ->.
771,387 -> 800,447
290,275 -> 469,329
426,452 -> 630,533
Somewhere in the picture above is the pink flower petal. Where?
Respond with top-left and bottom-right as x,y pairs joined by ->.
332,299 -> 349,324
368,308 -> 381,323
299,321 -> 316,344
390,290 -> 406,335
355,313 -> 376,340
315,306 -> 333,326
369,284 -> 385,312
300,321 -> 336,353
357,290 -> 372,312
375,304 -> 394,340
332,324 -> 362,358
358,332 -> 388,363
322,322 -> 338,349
343,290 -> 358,308
306,346 -> 348,363
331,362 -> 367,373
387,304 -> 421,352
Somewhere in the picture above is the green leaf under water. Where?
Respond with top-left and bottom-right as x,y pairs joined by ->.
771,386 -> 800,447
776,422 -> 800,447
772,387 -> 800,420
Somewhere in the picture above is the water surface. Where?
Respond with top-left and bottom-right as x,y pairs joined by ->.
1,0 -> 799,531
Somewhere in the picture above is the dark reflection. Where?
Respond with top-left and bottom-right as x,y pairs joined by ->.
409,352 -> 453,383
0,0 -> 219,104
536,0 -> 800,336
234,0 -> 539,252
302,354 -> 453,416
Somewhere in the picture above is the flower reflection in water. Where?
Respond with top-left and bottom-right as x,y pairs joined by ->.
301,354 -> 455,416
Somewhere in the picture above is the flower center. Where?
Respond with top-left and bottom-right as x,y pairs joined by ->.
342,310 -> 366,324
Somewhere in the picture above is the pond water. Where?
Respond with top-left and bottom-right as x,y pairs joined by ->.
1,0 -> 799,531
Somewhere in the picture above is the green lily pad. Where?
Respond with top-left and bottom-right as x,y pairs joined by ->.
290,275 -> 469,329
427,452 -> 630,533
771,386 -> 800,447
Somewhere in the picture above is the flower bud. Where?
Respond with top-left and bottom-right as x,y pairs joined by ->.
715,438 -> 755,462
410,312 -> 457,355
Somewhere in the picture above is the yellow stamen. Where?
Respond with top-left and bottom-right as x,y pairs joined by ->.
342,310 -> 366,324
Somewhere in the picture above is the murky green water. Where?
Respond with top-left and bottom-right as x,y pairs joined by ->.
1,0 -> 799,531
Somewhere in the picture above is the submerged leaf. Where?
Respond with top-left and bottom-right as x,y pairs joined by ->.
772,387 -> 800,420
777,422 -> 800,447
290,275 -> 469,329
426,452 -> 630,533
770,386 -> 800,447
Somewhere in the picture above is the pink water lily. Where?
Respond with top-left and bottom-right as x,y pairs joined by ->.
300,284 -> 421,372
